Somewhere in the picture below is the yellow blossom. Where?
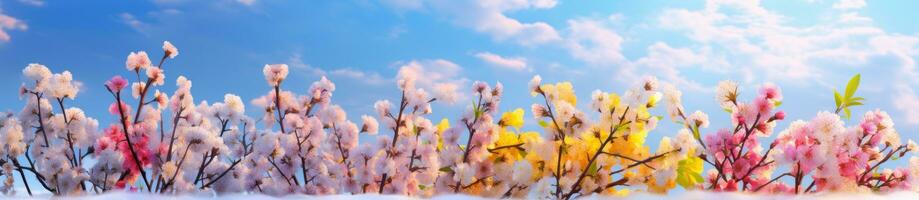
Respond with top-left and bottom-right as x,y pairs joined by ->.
499,108 -> 525,130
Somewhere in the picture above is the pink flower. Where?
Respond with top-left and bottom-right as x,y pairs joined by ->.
758,83 -> 782,101
163,41 -> 178,59
105,75 -> 128,92
125,51 -> 152,71
774,111 -> 786,120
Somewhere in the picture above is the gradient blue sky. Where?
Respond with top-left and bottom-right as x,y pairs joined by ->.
2,0 -> 919,190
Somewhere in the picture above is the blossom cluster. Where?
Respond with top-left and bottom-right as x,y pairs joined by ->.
0,41 -> 918,199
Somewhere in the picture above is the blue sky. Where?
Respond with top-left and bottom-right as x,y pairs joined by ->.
2,0 -> 919,191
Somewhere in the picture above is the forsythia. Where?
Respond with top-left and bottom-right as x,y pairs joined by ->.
0,41 -> 917,200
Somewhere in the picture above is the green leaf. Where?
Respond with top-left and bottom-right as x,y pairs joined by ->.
845,74 -> 861,99
774,101 -> 783,107
676,156 -> 704,188
587,162 -> 599,176
691,126 -> 701,142
538,120 -> 548,128
439,166 -> 454,173
834,90 -> 843,109
846,101 -> 864,107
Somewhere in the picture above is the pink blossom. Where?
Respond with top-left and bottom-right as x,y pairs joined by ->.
105,75 -> 128,92
125,51 -> 152,71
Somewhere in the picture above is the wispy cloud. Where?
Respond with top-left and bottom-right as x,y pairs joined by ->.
396,59 -> 468,104
288,53 -> 387,86
474,52 -> 529,71
833,0 -> 866,10
330,68 -> 386,85
119,13 -> 150,35
18,0 -> 44,7
381,0 -> 561,46
237,0 -> 256,6
564,17 -> 626,65
0,11 -> 28,42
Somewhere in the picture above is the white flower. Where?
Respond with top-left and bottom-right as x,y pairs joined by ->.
529,75 -> 542,96
396,65 -> 418,91
131,82 -> 146,99
183,127 -> 212,152
910,157 -> 919,179
688,110 -> 709,128
309,76 -> 336,105
0,118 -> 26,158
663,85 -> 683,121
163,41 -> 179,59
373,100 -> 391,118
554,101 -> 576,121
531,104 -> 548,119
590,90 -> 609,112
881,131 -> 901,148
511,160 -> 533,185
811,111 -> 844,143
527,178 -> 554,199
716,80 -> 739,110
47,71 -> 79,99
361,115 -> 379,135
319,105 -> 347,124
224,94 -> 245,116
161,161 -> 178,178
454,163 -> 475,186
674,128 -> 700,156
23,63 -> 52,91
908,139 -> 918,153
146,67 -> 165,86
262,64 -> 289,86
126,51 -> 152,71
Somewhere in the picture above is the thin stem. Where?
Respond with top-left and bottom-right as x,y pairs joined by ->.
112,90 -> 152,192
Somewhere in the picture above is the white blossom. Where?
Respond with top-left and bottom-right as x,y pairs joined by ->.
262,64 -> 289,86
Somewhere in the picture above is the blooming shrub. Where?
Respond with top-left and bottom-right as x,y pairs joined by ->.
0,41 -> 918,199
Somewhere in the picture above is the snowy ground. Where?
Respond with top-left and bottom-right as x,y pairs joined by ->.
4,191 -> 919,200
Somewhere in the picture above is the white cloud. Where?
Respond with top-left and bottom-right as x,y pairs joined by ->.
330,68 -> 386,85
564,18 -> 626,65
381,0 -> 423,10
645,0 -> 919,124
119,13 -> 151,34
0,11 -> 28,42
833,0 -> 866,10
653,0 -> 916,86
237,0 -> 256,6
18,0 -> 44,7
396,59 -> 468,104
895,85 -> 919,124
287,53 -> 327,76
288,53 -> 387,85
474,52 -> 528,71
624,42 -> 728,91
383,0 -> 561,46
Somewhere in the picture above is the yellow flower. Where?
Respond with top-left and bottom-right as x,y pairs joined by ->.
555,82 -> 577,106
646,91 -> 662,108
436,118 -> 449,150
499,108 -> 525,130
491,128 -> 525,161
